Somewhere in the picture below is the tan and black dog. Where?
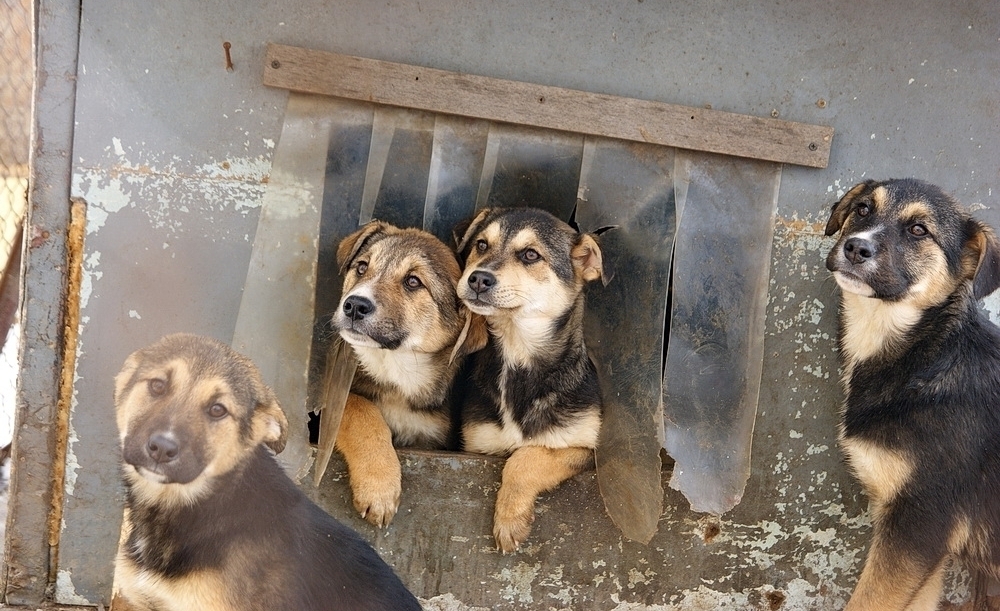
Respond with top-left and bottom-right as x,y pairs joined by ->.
332,221 -> 484,527
113,333 -> 420,611
825,178 -> 1000,611
454,207 -> 607,552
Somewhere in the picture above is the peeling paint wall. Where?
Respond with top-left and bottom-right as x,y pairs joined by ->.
29,0 -> 1000,607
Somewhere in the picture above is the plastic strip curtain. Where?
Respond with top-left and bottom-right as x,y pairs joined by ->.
259,92 -> 782,529
662,151 -> 781,515
576,137 -> 675,543
232,94 -> 364,480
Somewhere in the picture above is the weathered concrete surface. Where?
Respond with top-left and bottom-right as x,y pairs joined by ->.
317,447 -> 865,611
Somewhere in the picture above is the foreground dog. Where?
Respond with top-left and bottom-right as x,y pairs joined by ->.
113,333 -> 420,611
455,207 -> 607,552
825,179 -> 1000,611
332,221 -> 484,527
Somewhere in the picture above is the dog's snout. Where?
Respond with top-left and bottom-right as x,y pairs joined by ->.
468,270 -> 496,294
843,237 -> 876,265
343,295 -> 375,321
147,433 -> 179,464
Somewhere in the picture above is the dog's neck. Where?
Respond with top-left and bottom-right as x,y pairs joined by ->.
352,344 -> 451,403
488,298 -> 586,369
838,291 -> 922,375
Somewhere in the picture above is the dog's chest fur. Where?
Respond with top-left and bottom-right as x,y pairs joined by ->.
837,295 -> 1000,504
351,345 -> 454,447
462,313 -> 602,454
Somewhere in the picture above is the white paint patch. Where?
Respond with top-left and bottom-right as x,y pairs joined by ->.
55,570 -> 95,605
493,562 -> 540,604
79,251 -> 101,311
128,310 -> 141,320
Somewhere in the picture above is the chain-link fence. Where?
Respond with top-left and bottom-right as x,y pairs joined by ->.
0,0 -> 32,446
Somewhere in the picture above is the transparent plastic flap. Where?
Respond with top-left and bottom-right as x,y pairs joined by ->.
232,94 -> 355,480
662,151 -> 781,515
475,123 -> 583,219
576,138 -> 675,543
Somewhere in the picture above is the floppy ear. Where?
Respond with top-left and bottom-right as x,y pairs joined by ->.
114,351 -> 142,407
336,221 -> 391,275
572,233 -> 611,285
825,180 -> 876,236
254,390 -> 289,455
453,208 -> 493,259
449,309 -> 489,364
964,218 -> 1000,300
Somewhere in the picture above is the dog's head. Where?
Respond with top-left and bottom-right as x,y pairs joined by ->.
114,333 -> 287,505
825,178 -> 1000,306
335,221 -> 479,357
454,207 -> 607,320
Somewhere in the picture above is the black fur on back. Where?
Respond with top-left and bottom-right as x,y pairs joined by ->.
841,292 -> 1000,571
124,446 -> 421,611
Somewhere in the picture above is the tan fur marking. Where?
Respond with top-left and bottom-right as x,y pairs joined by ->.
839,437 -> 914,508
115,549 -> 230,611
493,446 -> 593,553
871,185 -> 888,210
334,393 -> 402,527
845,538 -> 938,611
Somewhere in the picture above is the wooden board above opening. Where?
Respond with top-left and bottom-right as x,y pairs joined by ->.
263,43 -> 833,168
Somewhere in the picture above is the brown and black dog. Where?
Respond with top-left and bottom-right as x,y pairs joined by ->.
454,207 -> 607,552
113,333 -> 420,611
825,178 -> 1000,610
331,221 -> 484,527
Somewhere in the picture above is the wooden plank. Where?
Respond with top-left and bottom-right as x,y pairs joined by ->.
263,43 -> 833,168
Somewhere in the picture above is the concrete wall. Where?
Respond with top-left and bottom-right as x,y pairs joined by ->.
10,0 -> 999,608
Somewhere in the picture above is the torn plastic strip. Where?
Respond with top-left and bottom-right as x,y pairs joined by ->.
423,115 -> 489,243
576,137 -> 676,543
473,123 -> 583,220
361,107 -> 435,229
232,93 -> 347,481
662,151 -> 781,515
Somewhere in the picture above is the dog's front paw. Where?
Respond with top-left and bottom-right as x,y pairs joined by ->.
493,494 -> 535,553
350,461 -> 402,528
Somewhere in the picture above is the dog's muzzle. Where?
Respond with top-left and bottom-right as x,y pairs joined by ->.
123,428 -> 204,485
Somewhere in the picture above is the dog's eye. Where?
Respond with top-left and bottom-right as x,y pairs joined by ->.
148,378 -> 166,396
404,275 -> 423,290
856,203 -> 870,217
909,224 -> 928,237
476,239 -> 488,253
356,261 -> 368,276
520,249 -> 541,263
207,403 -> 228,419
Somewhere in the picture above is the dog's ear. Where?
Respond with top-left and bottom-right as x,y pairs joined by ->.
826,180 -> 877,236
254,389 -> 289,455
453,209 -> 493,259
336,221 -> 391,275
114,351 -> 142,407
449,309 -> 489,364
572,233 -> 612,286
964,218 -> 1000,300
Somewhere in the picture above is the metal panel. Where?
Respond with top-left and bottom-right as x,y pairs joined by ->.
2,0 -> 80,604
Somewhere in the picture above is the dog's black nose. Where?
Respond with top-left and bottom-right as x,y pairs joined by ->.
147,434 -> 179,464
468,270 -> 496,294
843,237 -> 876,265
343,295 -> 375,321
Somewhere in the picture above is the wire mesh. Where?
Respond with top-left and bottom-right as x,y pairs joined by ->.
0,0 -> 32,444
